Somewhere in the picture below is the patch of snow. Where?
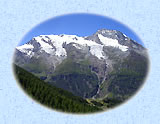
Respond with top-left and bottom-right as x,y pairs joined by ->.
45,35 -> 67,57
102,30 -> 105,34
48,35 -> 105,59
123,33 -> 127,37
34,36 -> 55,54
16,44 -> 34,51
16,44 -> 34,57
90,45 -> 105,59
98,34 -> 128,51
72,44 -> 82,49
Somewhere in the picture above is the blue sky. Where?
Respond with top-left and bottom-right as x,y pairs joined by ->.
19,13 -> 143,46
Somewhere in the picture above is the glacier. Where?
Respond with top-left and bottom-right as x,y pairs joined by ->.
16,33 -> 129,59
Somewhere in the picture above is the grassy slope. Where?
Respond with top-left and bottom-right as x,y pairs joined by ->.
13,64 -> 101,113
53,58 -> 92,75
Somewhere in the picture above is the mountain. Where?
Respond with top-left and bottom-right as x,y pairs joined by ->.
13,29 -> 149,106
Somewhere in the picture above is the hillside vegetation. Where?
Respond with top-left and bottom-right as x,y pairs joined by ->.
13,64 -> 101,113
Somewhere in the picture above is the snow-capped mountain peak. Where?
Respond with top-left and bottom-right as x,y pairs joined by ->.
16,44 -> 34,57
16,30 -> 130,60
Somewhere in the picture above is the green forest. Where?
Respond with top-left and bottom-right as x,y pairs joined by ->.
13,64 -> 101,113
